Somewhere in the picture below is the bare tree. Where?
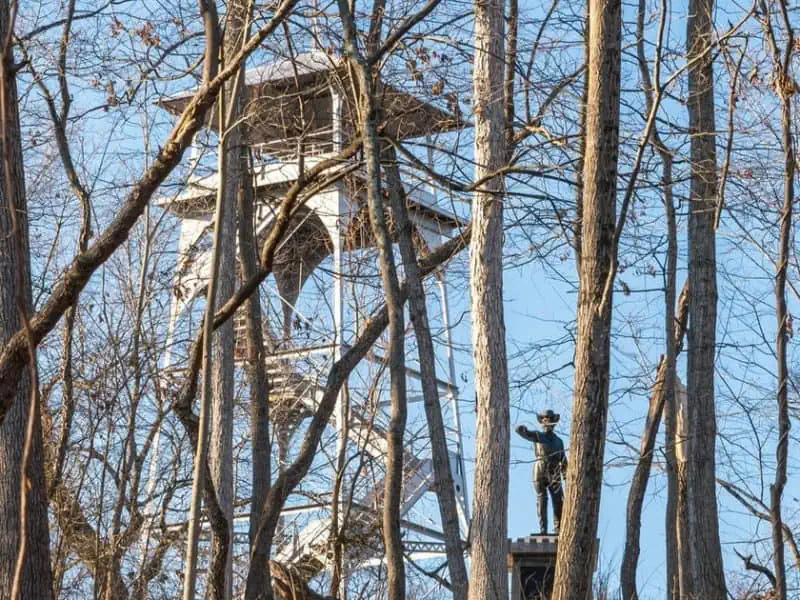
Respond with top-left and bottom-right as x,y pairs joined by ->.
12,0 -> 800,597
683,0 -> 727,593
180,2 -> 226,594
551,0 -> 621,595
243,229 -> 472,600
336,34 -> 409,600
620,284 -> 689,599
208,1 -> 255,596
468,0 -> 509,597
758,1 -> 795,597
0,0 -> 302,417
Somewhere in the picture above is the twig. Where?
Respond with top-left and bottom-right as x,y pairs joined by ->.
735,548 -> 777,589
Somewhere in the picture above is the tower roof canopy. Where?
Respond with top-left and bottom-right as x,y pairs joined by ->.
158,51 -> 466,147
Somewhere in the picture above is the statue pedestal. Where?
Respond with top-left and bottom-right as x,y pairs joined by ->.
507,536 -> 599,600
507,535 -> 558,600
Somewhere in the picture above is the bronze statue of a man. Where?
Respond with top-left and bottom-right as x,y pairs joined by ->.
516,409 -> 568,535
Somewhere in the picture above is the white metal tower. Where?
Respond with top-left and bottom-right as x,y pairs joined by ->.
157,50 -> 470,587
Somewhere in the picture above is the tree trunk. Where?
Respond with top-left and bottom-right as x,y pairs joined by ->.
551,0 -> 621,595
468,0 -> 509,597
0,0 -> 307,415
383,145 -> 469,600
180,3 -> 224,597
662,125 -> 680,600
771,88 -> 791,600
573,6 -> 589,272
683,0 -> 726,594
770,13 -> 794,594
334,6 -> 410,597
362,89 -> 408,600
664,394 -> 679,600
674,379 -> 692,598
183,117 -> 228,600
240,151 -> 270,549
209,241 -> 234,600
660,133 -> 680,600
209,2 -> 254,595
0,1 -> 55,595
619,284 -> 688,600
208,108 -> 236,600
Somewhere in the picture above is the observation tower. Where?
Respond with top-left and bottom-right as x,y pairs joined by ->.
157,50 -> 470,585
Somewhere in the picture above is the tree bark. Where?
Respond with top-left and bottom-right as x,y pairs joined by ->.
551,0 -> 621,595
361,84 -> 408,600
0,1 -> 55,595
208,1 -> 253,595
674,379 -> 692,598
769,6 -> 794,596
660,125 -> 680,600
661,106 -> 680,600
573,6 -> 589,272
683,0 -> 726,593
758,5 -> 794,597
664,390 -> 680,600
468,0 -> 509,597
771,83 -> 792,600
241,153 -> 270,550
181,4 -> 225,594
208,137 -> 236,600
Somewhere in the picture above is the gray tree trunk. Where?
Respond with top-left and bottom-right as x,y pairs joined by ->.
362,97 -> 408,600
0,1 -> 55,595
664,394 -> 679,600
771,85 -> 792,600
335,6 -> 410,597
674,380 -> 692,597
208,120 -> 236,600
239,150 -> 270,549
662,131 -> 680,600
765,10 -> 794,597
243,226 -> 471,600
179,4 -> 224,596
551,0 -> 621,595
208,3 -> 254,597
468,0 -> 510,596
683,0 -> 726,594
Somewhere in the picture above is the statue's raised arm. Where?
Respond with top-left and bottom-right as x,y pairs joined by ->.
515,424 -> 543,442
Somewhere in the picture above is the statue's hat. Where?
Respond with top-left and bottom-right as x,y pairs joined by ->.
536,409 -> 560,424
